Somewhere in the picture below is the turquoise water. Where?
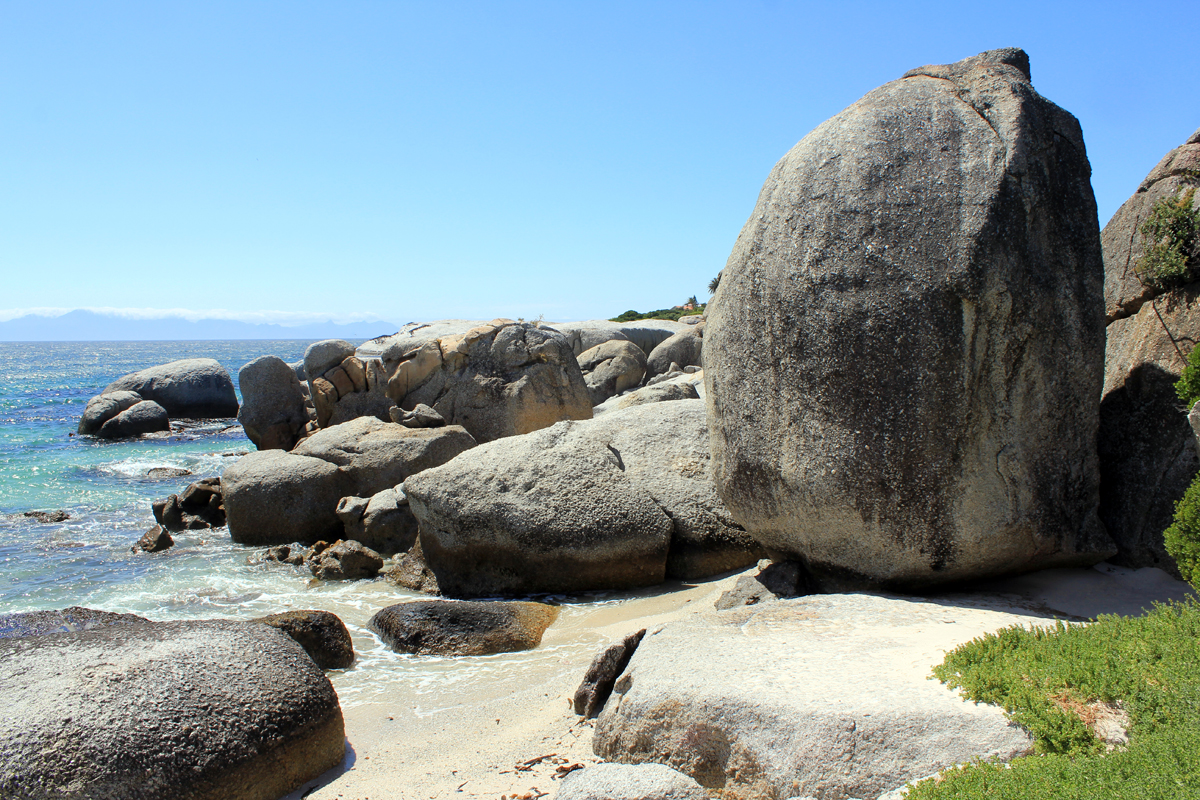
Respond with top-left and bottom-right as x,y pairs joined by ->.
0,340 -> 616,708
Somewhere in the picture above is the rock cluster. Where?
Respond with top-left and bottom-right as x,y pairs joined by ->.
152,477 -> 225,531
79,359 -> 238,439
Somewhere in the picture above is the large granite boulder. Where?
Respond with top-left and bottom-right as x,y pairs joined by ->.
304,339 -> 357,381
78,390 -> 143,434
406,399 -> 761,597
0,619 -> 344,800
593,372 -> 702,416
384,320 -> 592,443
360,320 -> 489,367
96,399 -> 170,439
368,600 -> 558,656
1098,283 -> 1200,576
293,417 -> 477,498
223,419 -> 474,546
1102,127 -> 1200,322
704,48 -> 1114,590
223,450 -> 351,545
549,319 -> 690,358
309,354 -> 394,429
646,326 -> 703,378
593,594 -> 1035,799
237,355 -> 309,451
104,358 -> 239,418
307,539 -> 384,581
578,339 -> 648,405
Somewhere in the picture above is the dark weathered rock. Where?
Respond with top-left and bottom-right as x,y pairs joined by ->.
573,628 -> 646,718
705,48 -> 1114,589
97,399 -> 171,439
0,619 -> 344,800
385,320 -> 592,443
261,544 -> 309,566
715,560 -> 814,610
0,607 -> 148,640
307,539 -> 384,581
254,610 -> 355,670
133,525 -> 174,553
152,478 -> 225,532
1101,129 -> 1200,322
21,510 -> 70,523
147,467 -> 192,479
380,539 -> 441,595
368,600 -> 558,656
78,390 -> 143,434
238,355 -> 309,451
105,358 -> 239,418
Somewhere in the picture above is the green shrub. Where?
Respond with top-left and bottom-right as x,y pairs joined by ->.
609,305 -> 705,323
1175,344 -> 1200,408
1136,187 -> 1200,290
1164,473 -> 1200,590
905,599 -> 1200,799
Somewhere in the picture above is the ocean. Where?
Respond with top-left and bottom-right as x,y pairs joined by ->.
0,339 -> 617,709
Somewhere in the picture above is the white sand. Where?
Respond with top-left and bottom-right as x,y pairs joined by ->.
286,563 -> 1195,800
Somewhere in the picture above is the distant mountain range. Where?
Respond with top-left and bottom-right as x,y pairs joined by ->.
0,310 -> 399,342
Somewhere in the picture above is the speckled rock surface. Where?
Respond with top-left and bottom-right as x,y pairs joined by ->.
254,610 -> 355,670
0,619 -> 345,800
705,48 -> 1113,589
369,600 -> 558,656
0,606 -> 149,639
555,762 -> 709,800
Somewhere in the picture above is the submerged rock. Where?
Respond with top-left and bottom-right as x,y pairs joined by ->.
705,48 -> 1114,589
0,619 -> 344,800
152,477 -> 225,531
97,399 -> 170,439
368,600 -> 558,656
133,525 -> 174,553
78,390 -> 143,435
0,607 -> 148,640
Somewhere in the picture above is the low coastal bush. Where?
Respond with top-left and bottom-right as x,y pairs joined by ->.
610,305 -> 705,323
907,599 -> 1200,799
1164,474 -> 1200,590
1136,186 -> 1200,291
1175,344 -> 1200,408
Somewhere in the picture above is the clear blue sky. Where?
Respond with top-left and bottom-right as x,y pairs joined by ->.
2,1 -> 1197,326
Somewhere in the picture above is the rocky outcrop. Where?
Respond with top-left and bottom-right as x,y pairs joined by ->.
555,763 -> 709,800
224,419 -> 475,546
133,525 -> 174,553
646,326 -> 703,378
406,399 -> 761,597
153,477 -> 225,531
237,356 -> 310,451
549,319 -> 689,358
96,399 -> 171,438
310,354 -> 394,430
593,372 -> 702,416
104,358 -> 239,418
1098,284 -> 1200,576
0,619 -> 344,800
714,559 -> 814,610
78,390 -> 144,434
0,607 -> 148,640
578,339 -> 648,405
1102,128 -> 1200,322
573,629 -> 646,719
254,610 -> 355,670
368,600 -> 558,656
307,539 -> 384,580
593,594 -> 1035,798
335,486 -> 419,554
705,48 -> 1114,589
360,320 -> 489,366
385,320 -> 592,443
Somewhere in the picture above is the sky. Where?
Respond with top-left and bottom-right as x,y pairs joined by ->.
2,1 -> 1198,327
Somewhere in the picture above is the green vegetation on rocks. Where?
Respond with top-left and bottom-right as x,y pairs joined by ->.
1164,475 -> 1200,590
610,305 -> 705,323
1175,343 -> 1200,408
1136,186 -> 1200,291
908,600 -> 1200,799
